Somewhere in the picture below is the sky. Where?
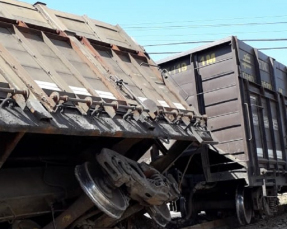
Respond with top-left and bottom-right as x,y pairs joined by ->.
25,0 -> 287,66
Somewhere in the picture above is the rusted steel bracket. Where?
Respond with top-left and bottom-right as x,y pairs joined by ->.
0,132 -> 25,169
0,87 -> 29,100
0,86 -> 29,109
49,92 -> 149,120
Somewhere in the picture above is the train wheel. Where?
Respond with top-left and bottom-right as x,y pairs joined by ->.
235,185 -> 253,225
75,162 -> 128,219
147,204 -> 171,227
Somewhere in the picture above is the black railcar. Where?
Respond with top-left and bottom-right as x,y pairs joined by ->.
158,36 -> 287,224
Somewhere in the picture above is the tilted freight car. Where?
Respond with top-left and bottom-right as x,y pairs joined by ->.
158,36 -> 287,225
0,1 -> 216,229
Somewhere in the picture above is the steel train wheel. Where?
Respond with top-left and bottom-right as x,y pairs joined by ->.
75,162 -> 128,219
147,204 -> 171,227
235,185 -> 253,225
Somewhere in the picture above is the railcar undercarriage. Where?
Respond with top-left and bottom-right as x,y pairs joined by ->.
0,133 -> 196,229
0,133 -> 279,229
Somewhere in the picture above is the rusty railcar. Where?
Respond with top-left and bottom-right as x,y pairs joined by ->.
0,1 -> 216,229
158,36 -> 287,225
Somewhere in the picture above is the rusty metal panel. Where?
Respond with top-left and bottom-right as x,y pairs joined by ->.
0,0 -> 215,145
0,1 -> 51,28
33,3 -> 142,51
0,1 -> 143,51
132,56 -> 188,110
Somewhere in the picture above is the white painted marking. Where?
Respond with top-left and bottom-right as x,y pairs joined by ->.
268,149 -> 274,158
158,100 -> 170,108
95,90 -> 116,100
256,148 -> 263,157
276,150 -> 283,159
138,97 -> 148,102
35,80 -> 61,91
69,86 -> 91,96
173,102 -> 186,110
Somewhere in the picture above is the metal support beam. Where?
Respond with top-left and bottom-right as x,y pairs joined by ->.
151,140 -> 192,173
0,132 -> 25,169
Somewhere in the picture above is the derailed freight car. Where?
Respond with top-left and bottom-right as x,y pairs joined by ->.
158,36 -> 287,225
0,1 -> 216,229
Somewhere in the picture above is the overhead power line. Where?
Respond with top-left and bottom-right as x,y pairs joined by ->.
148,47 -> 287,55
244,38 -> 287,42
259,47 -> 287,50
144,39 -> 287,47
125,21 -> 287,30
133,29 -> 287,38
145,41 -> 213,47
121,15 -> 287,26
149,52 -> 180,54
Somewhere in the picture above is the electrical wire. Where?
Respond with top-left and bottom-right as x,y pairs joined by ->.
144,38 -> 287,47
125,21 -> 287,30
121,14 -> 287,26
148,52 -> 180,54
148,47 -> 287,55
130,29 -> 287,38
259,47 -> 287,50
137,30 -> 287,41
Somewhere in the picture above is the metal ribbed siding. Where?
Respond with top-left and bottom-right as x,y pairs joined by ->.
0,0 -> 214,144
158,36 -> 287,185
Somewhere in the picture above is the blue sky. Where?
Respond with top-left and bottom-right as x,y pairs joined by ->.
25,0 -> 287,65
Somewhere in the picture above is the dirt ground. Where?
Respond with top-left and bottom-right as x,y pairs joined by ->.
238,212 -> 287,229
237,194 -> 287,229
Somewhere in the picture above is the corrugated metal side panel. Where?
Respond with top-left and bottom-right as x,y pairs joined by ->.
0,1 -> 143,52
33,4 -> 142,51
195,42 -> 245,157
159,55 -> 197,110
0,1 -> 51,28
160,41 -> 246,157
159,36 -> 287,183
237,39 -> 286,171
275,62 -> 287,95
0,0 -> 216,144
